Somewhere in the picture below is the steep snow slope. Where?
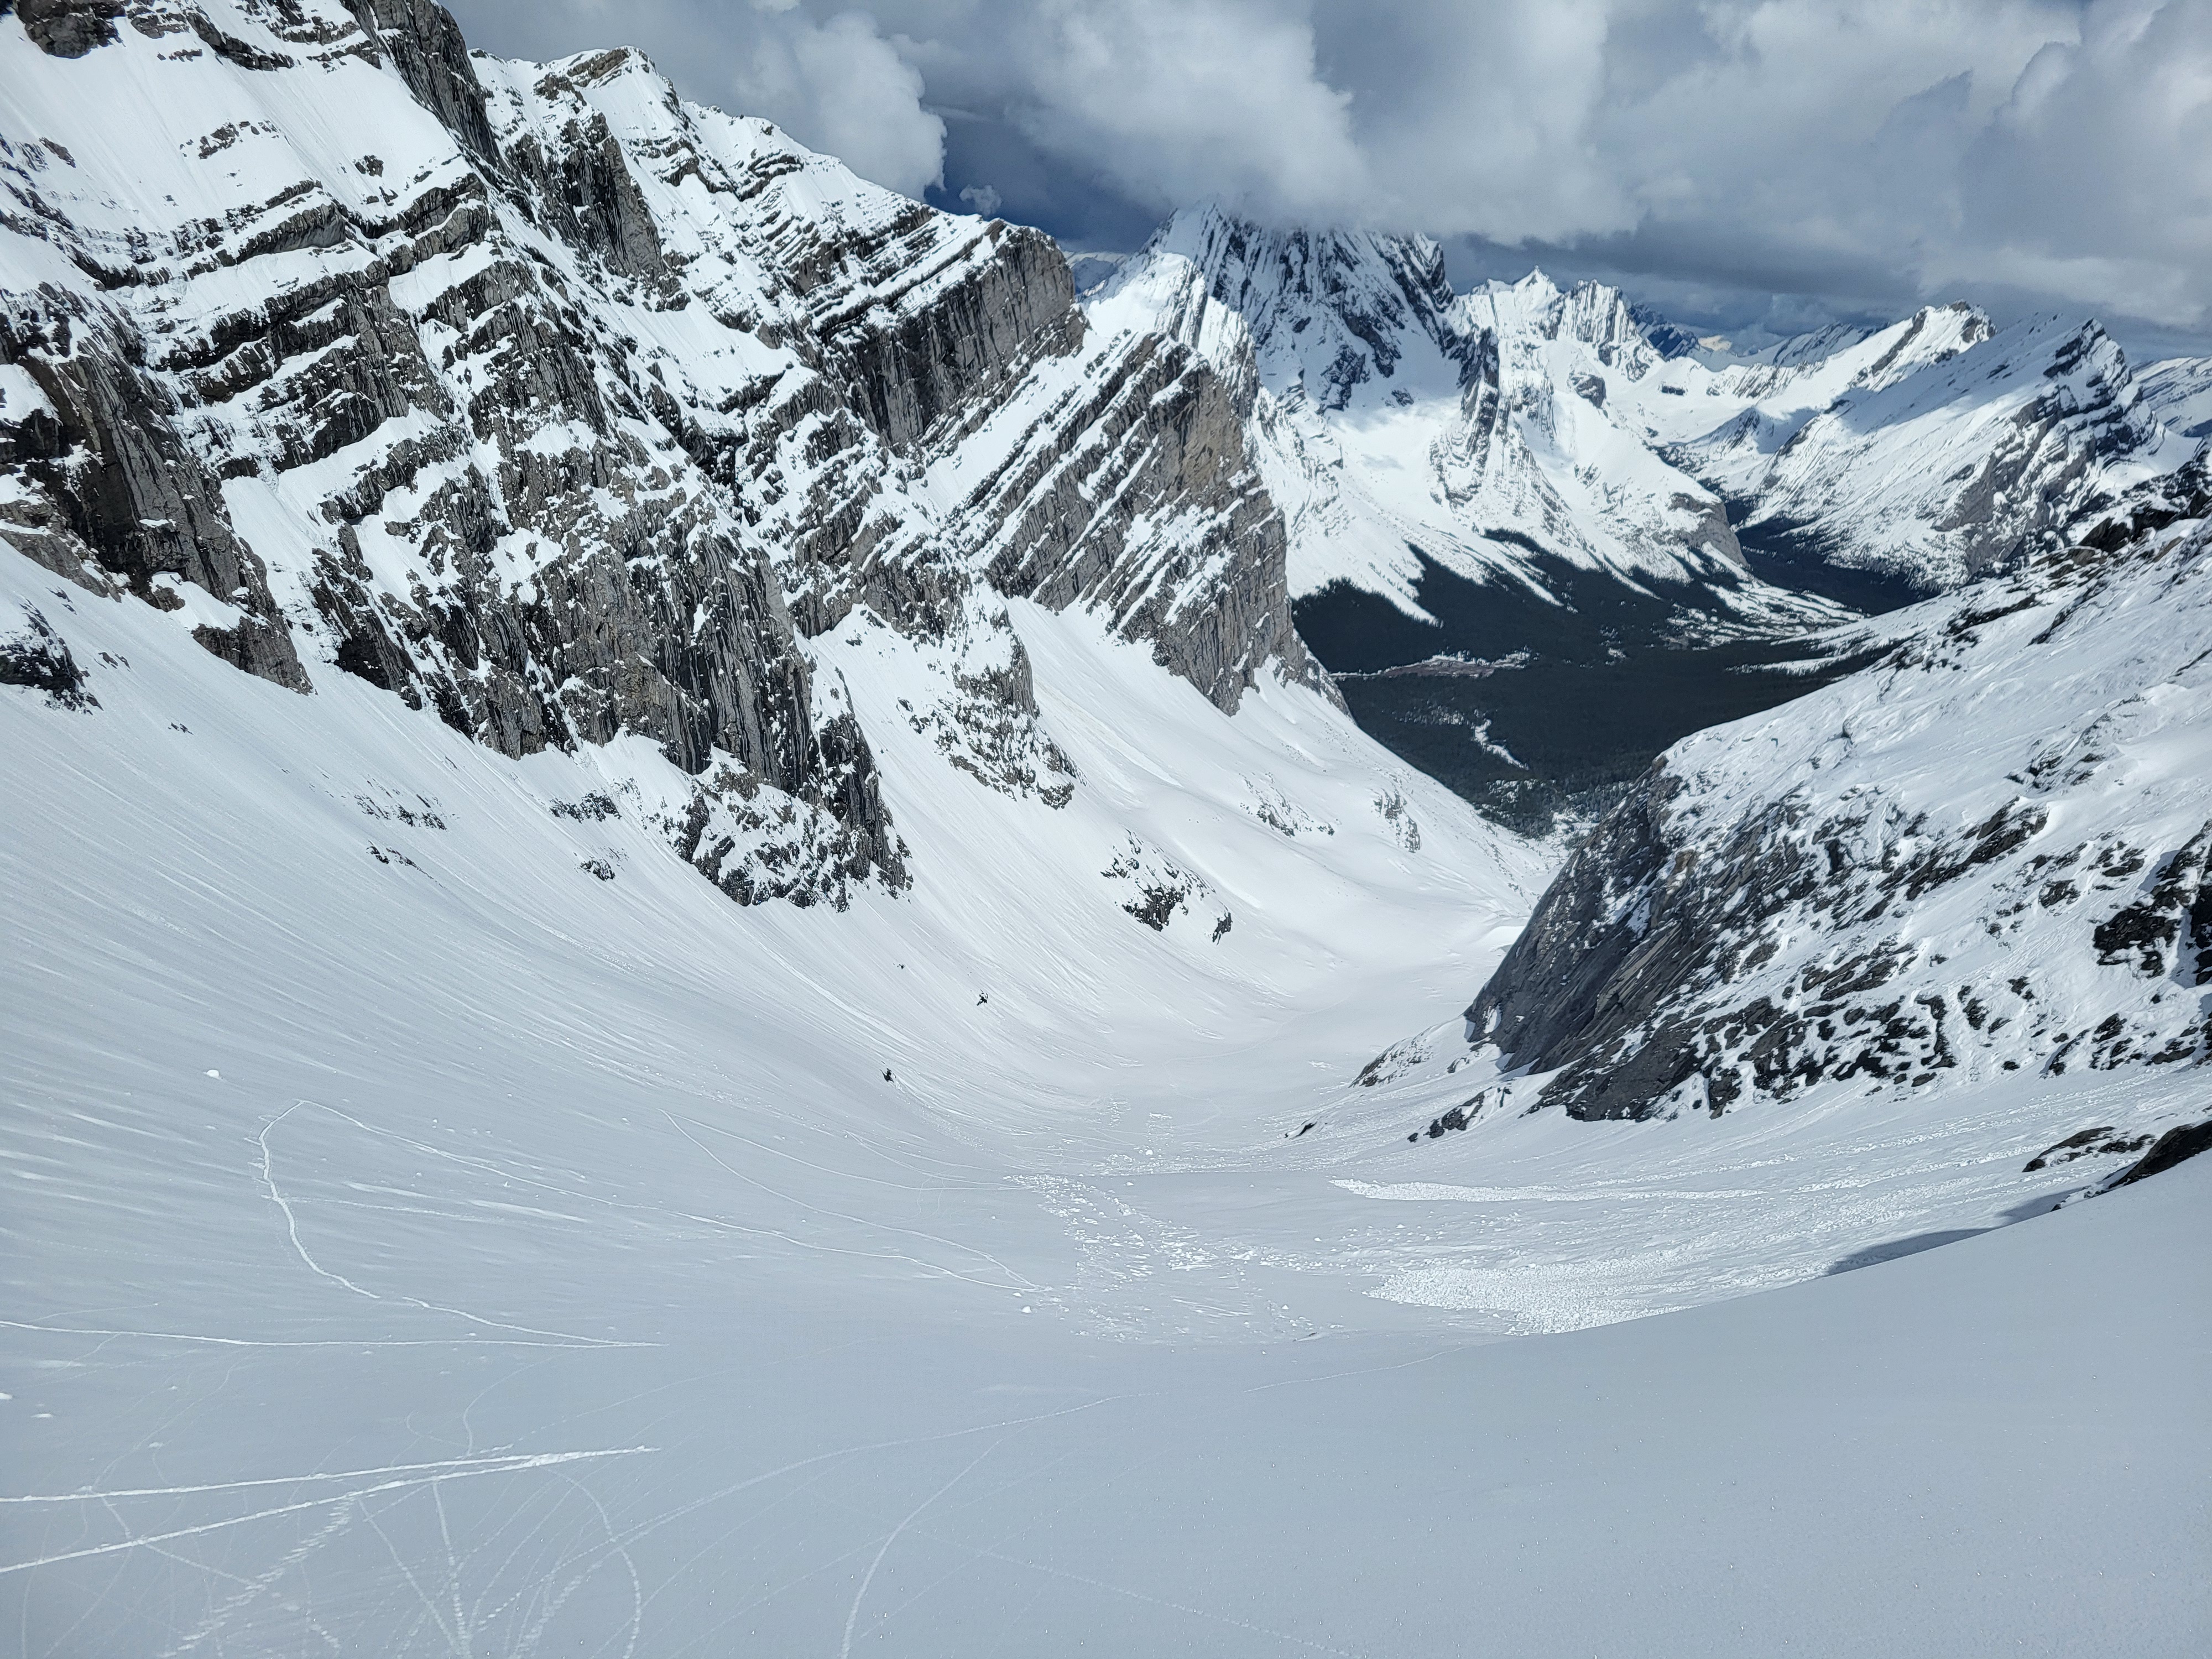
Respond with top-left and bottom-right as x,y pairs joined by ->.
4,531 -> 2206,1659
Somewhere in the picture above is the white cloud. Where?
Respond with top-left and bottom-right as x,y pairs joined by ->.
1946,0 -> 2212,325
997,0 -> 1367,221
1318,0 -> 1631,242
728,9 -> 945,199
445,0 -> 2212,336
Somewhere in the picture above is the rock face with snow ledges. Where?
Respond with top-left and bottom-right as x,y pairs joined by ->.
0,0 -> 1324,907
1463,460 -> 2212,1120
2135,355 -> 2212,443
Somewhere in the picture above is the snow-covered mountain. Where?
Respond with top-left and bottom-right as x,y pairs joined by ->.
0,0 -> 1374,917
4,7 -> 2208,1654
1656,309 -> 2193,589
1098,206 -> 1767,621
2137,353 -> 2212,441
1371,454 -> 2212,1157
1105,206 -> 2204,613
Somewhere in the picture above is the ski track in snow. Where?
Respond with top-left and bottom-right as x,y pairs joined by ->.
255,1102 -> 653,1347
0,554 -> 1559,1652
0,1449 -> 656,1577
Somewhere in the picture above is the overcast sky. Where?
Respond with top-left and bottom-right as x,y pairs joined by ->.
446,0 -> 2212,358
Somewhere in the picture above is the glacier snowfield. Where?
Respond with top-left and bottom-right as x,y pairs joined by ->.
6,546 -> 2206,1656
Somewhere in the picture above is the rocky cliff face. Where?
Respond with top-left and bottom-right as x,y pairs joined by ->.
957,295 -> 1326,713
0,0 -> 1321,905
1464,456 -> 2212,1120
0,271 -> 311,689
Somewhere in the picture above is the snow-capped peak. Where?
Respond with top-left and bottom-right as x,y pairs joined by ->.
1104,201 -> 2200,614
1115,205 -> 1469,411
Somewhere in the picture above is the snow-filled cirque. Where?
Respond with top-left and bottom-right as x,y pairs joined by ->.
2,3 -> 2208,1655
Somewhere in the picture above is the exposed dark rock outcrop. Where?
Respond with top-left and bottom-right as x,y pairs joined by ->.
2022,1125 -> 2150,1172
2105,1119 -> 2212,1189
17,0 -> 126,58
0,599 -> 94,707
826,221 -> 1082,454
2091,823 -> 2212,983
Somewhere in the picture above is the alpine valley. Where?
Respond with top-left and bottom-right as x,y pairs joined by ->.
1,4 -> 2205,1656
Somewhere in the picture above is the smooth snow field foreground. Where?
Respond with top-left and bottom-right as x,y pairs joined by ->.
4,566 -> 2208,1656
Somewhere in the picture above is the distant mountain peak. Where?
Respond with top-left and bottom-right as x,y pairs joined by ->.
1104,202 -> 2197,612
1629,300 -> 1704,361
1123,206 -> 1465,412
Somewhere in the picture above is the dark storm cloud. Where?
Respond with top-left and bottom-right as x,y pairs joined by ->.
445,1 -> 2212,351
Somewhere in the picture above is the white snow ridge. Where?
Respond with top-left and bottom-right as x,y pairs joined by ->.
1,4 -> 2205,1656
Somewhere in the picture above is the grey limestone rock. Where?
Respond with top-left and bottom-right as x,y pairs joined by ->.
0,0 -> 1335,907
971,327 -> 1325,713
0,290 -> 310,690
15,1 -> 126,58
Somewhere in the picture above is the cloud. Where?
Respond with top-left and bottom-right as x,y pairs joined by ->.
444,0 -> 2212,341
446,0 -> 945,200
995,0 -> 1366,221
1945,0 -> 2212,326
728,7 -> 945,199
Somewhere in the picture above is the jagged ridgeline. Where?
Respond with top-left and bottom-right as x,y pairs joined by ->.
0,0 -> 1327,905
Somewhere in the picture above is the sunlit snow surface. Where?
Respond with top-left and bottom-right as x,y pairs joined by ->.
6,538 -> 2208,1655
